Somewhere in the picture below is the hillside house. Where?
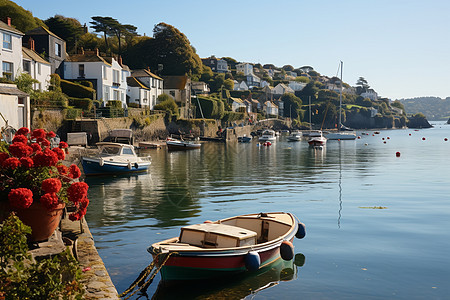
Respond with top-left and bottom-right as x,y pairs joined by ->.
127,69 -> 163,108
236,63 -> 253,76
163,75 -> 191,118
22,42 -> 51,91
23,26 -> 66,77
361,89 -> 378,100
191,81 -> 210,95
272,83 -> 294,96
288,81 -> 306,92
264,101 -> 278,116
233,80 -> 249,91
201,56 -> 229,73
64,49 -> 130,107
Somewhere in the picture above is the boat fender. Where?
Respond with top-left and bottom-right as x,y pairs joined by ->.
134,163 -> 139,169
99,158 -> 104,167
245,251 -> 260,271
280,240 -> 294,261
203,220 -> 213,223
127,162 -> 132,170
295,222 -> 306,239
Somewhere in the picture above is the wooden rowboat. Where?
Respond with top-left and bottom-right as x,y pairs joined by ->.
147,212 -> 305,282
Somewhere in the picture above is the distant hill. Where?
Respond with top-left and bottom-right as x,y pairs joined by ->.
0,0 -> 46,32
398,97 -> 450,121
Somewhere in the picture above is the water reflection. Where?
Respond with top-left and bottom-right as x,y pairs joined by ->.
149,254 -> 305,300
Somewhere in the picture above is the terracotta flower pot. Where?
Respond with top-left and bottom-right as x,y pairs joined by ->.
14,202 -> 65,242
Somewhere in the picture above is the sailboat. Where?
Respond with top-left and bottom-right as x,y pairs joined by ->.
325,61 -> 357,140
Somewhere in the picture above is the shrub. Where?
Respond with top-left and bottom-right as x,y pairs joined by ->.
222,111 -> 245,122
79,80 -> 94,89
68,97 -> 93,111
60,79 -> 96,99
65,108 -> 82,119
127,102 -> 140,108
154,98 -> 179,117
106,100 -> 123,109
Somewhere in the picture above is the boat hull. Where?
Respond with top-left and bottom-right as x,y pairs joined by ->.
157,244 -> 284,281
325,132 -> 357,140
166,141 -> 201,151
308,137 -> 326,146
81,157 -> 150,176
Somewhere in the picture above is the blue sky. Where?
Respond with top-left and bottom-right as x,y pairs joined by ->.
15,0 -> 450,100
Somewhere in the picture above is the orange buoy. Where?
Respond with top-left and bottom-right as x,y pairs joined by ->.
409,133 -> 411,136
387,137 -> 390,140
382,138 -> 385,140
204,220 -> 213,223
357,136 -> 361,139
422,137 -> 426,141
396,152 -> 401,157
445,138 -> 448,141
383,141 -> 386,144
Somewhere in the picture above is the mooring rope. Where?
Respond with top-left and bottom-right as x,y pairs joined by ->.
120,251 -> 176,300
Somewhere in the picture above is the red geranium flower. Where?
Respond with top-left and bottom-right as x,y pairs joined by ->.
12,135 -> 28,144
8,188 -> 34,209
19,157 -> 34,168
8,143 -> 32,158
52,147 -> 65,160
41,178 -> 62,194
3,157 -> 21,170
59,141 -> 69,149
57,164 -> 69,176
30,143 -> 42,152
33,149 -> 59,167
67,182 -> 89,204
0,152 -> 9,165
39,193 -> 60,210
16,127 -> 30,136
69,164 -> 81,179
31,129 -> 46,139
46,131 -> 56,138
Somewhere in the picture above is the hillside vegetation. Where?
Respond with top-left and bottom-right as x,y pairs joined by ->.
398,97 -> 450,120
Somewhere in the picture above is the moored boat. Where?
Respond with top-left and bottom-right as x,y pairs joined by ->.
147,212 -> 306,282
258,130 -> 276,142
238,135 -> 252,143
81,142 -> 151,176
166,137 -> 201,151
307,131 -> 327,146
287,130 -> 302,142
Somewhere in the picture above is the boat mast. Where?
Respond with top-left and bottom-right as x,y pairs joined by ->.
339,61 -> 343,131
309,95 -> 312,130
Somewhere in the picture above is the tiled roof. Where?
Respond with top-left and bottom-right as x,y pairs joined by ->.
0,20 -> 24,35
25,26 -> 62,40
230,97 -> 243,103
131,69 -> 163,80
66,52 -> 111,65
22,47 -> 51,65
126,77 -> 149,89
0,84 -> 28,96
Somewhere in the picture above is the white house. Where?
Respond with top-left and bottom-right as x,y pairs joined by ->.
230,97 -> 246,112
264,101 -> 278,116
272,83 -> 294,96
216,59 -> 228,73
1,18 -> 24,81
22,45 -> 51,91
233,80 -> 249,91
361,89 -> 378,101
236,63 -> 253,76
162,75 -> 191,118
246,73 -> 261,88
127,69 -> 163,109
288,81 -> 306,92
64,49 -> 130,107
191,81 -> 210,95
0,83 -> 30,130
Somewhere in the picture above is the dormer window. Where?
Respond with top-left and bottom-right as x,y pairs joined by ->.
78,64 -> 85,78
55,43 -> 62,57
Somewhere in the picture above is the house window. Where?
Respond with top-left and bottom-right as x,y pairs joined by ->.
23,61 -> 31,73
169,91 -> 175,97
103,65 -> 107,79
113,70 -> 119,85
104,86 -> 109,100
152,95 -> 156,107
3,33 -> 12,50
78,64 -> 85,78
55,43 -> 61,57
2,61 -> 13,80
37,63 -> 41,75
113,90 -> 120,100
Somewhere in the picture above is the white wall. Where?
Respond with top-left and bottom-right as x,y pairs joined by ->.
0,84 -> 30,130
1,31 -> 23,80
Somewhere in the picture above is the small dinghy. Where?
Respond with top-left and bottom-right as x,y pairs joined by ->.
166,137 -> 201,151
147,212 -> 306,282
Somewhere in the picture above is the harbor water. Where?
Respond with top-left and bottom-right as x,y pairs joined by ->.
85,121 -> 450,299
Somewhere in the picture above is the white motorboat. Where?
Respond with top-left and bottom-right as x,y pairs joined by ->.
258,129 -> 276,142
166,137 -> 201,151
308,131 -> 327,146
286,130 -> 302,141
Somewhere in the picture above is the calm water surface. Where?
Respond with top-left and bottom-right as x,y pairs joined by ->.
85,121 -> 450,299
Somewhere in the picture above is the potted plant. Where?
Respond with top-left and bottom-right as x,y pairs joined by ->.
0,127 -> 89,242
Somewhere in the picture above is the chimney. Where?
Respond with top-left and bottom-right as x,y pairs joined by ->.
6,17 -> 11,26
118,55 -> 123,66
80,47 -> 84,54
95,48 -> 99,56
27,37 -> 35,51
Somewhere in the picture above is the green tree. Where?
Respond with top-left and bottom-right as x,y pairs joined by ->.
281,93 -> 302,120
282,65 -> 294,72
209,73 -> 225,92
14,72 -> 38,94
223,78 -> 234,90
356,77 -> 370,93
0,0 -> 46,32
200,65 -> 213,82
90,16 -> 116,52
296,82 -> 318,100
